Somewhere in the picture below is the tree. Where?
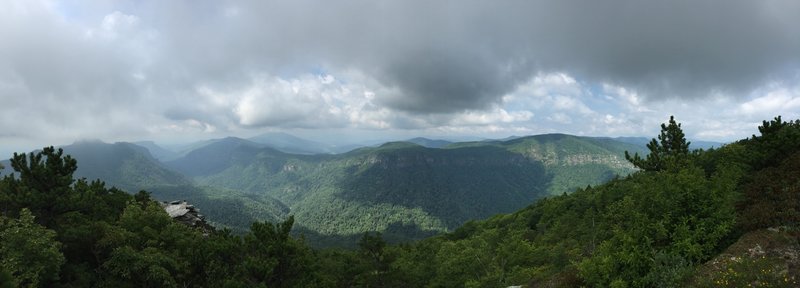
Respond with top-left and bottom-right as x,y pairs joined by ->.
355,232 -> 389,287
738,150 -> 800,231
0,209 -> 66,287
4,147 -> 78,227
238,216 -> 316,287
625,116 -> 691,171
355,232 -> 408,288
746,115 -> 800,169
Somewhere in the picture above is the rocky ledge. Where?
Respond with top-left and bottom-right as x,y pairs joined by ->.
161,200 -> 214,234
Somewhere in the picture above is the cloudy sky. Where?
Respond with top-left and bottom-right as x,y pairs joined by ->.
2,0 -> 799,155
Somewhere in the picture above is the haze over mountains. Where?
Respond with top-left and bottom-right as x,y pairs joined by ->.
0,132 -> 714,246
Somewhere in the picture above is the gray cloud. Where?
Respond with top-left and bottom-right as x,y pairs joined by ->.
525,1 -> 800,99
128,0 -> 800,108
376,49 -> 532,113
1,0 -> 800,149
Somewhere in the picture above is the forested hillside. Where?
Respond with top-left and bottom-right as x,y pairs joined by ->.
59,141 -> 193,191
353,116 -> 800,287
1,116 -> 797,287
63,140 -> 291,232
164,134 -> 644,243
13,134 -> 641,246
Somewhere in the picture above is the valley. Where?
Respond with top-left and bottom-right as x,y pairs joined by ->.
41,133 -> 649,246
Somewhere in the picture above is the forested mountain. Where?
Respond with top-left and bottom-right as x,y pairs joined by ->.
405,137 -> 452,148
2,116 -> 797,287
365,116 -> 800,287
165,137 -> 268,177
60,140 -> 192,191
164,134 -> 646,244
58,141 -> 290,231
32,133 -> 648,245
248,132 -> 341,154
449,134 -> 646,194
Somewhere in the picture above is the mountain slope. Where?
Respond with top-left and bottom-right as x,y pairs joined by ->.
248,132 -> 336,154
61,140 -> 192,191
132,141 -> 179,161
283,143 -> 551,239
165,134 -> 645,244
405,137 -> 452,148
451,134 -> 647,194
375,117 -> 800,287
16,133 -> 651,246
165,137 -> 268,177
55,141 -> 290,229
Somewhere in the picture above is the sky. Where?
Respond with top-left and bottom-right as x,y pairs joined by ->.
1,0 -> 800,155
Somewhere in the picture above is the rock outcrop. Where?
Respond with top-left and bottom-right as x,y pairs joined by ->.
161,200 -> 214,234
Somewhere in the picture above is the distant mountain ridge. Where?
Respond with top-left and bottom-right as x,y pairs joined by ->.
51,140 -> 290,231
405,137 -> 452,148
163,133 -> 646,244
60,140 -> 192,191
612,136 -> 725,150
5,133 -> 656,246
248,132 -> 340,154
133,140 -> 179,161
166,137 -> 268,177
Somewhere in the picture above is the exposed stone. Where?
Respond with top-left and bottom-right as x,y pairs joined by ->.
161,200 -> 214,235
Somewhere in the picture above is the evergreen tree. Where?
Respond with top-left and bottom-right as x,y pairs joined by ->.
4,147 -> 78,227
625,116 -> 691,171
0,209 -> 66,287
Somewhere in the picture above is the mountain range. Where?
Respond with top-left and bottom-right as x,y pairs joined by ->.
3,133 -> 721,246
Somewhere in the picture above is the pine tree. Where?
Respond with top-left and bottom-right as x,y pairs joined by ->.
625,116 -> 691,171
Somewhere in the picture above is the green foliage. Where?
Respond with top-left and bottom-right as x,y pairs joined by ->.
238,216 -> 316,287
4,147 -> 77,227
747,116 -> 800,169
22,135 -> 642,248
0,147 -> 322,287
738,151 -> 800,231
578,165 -> 741,287
734,116 -> 800,232
0,268 -> 13,288
0,209 -> 65,287
62,141 -> 192,192
367,115 -> 800,287
625,115 -> 691,171
353,232 -> 405,287
171,134 -> 640,246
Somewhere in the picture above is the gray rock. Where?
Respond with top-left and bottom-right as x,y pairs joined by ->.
161,200 -> 213,235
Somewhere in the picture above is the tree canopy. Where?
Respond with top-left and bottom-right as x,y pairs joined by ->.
625,115 -> 691,171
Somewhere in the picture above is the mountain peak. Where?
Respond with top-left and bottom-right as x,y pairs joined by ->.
248,132 -> 335,155
72,138 -> 107,145
405,137 -> 452,148
377,141 -> 424,149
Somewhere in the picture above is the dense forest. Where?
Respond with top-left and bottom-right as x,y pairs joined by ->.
164,133 -> 644,242
1,116 -> 799,287
17,133 -> 644,247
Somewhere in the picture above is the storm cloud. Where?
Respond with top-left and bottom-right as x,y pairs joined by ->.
141,0 -> 800,105
1,0 -> 799,153
98,0 -> 800,111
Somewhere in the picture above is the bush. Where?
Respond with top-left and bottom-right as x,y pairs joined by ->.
738,151 -> 800,231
